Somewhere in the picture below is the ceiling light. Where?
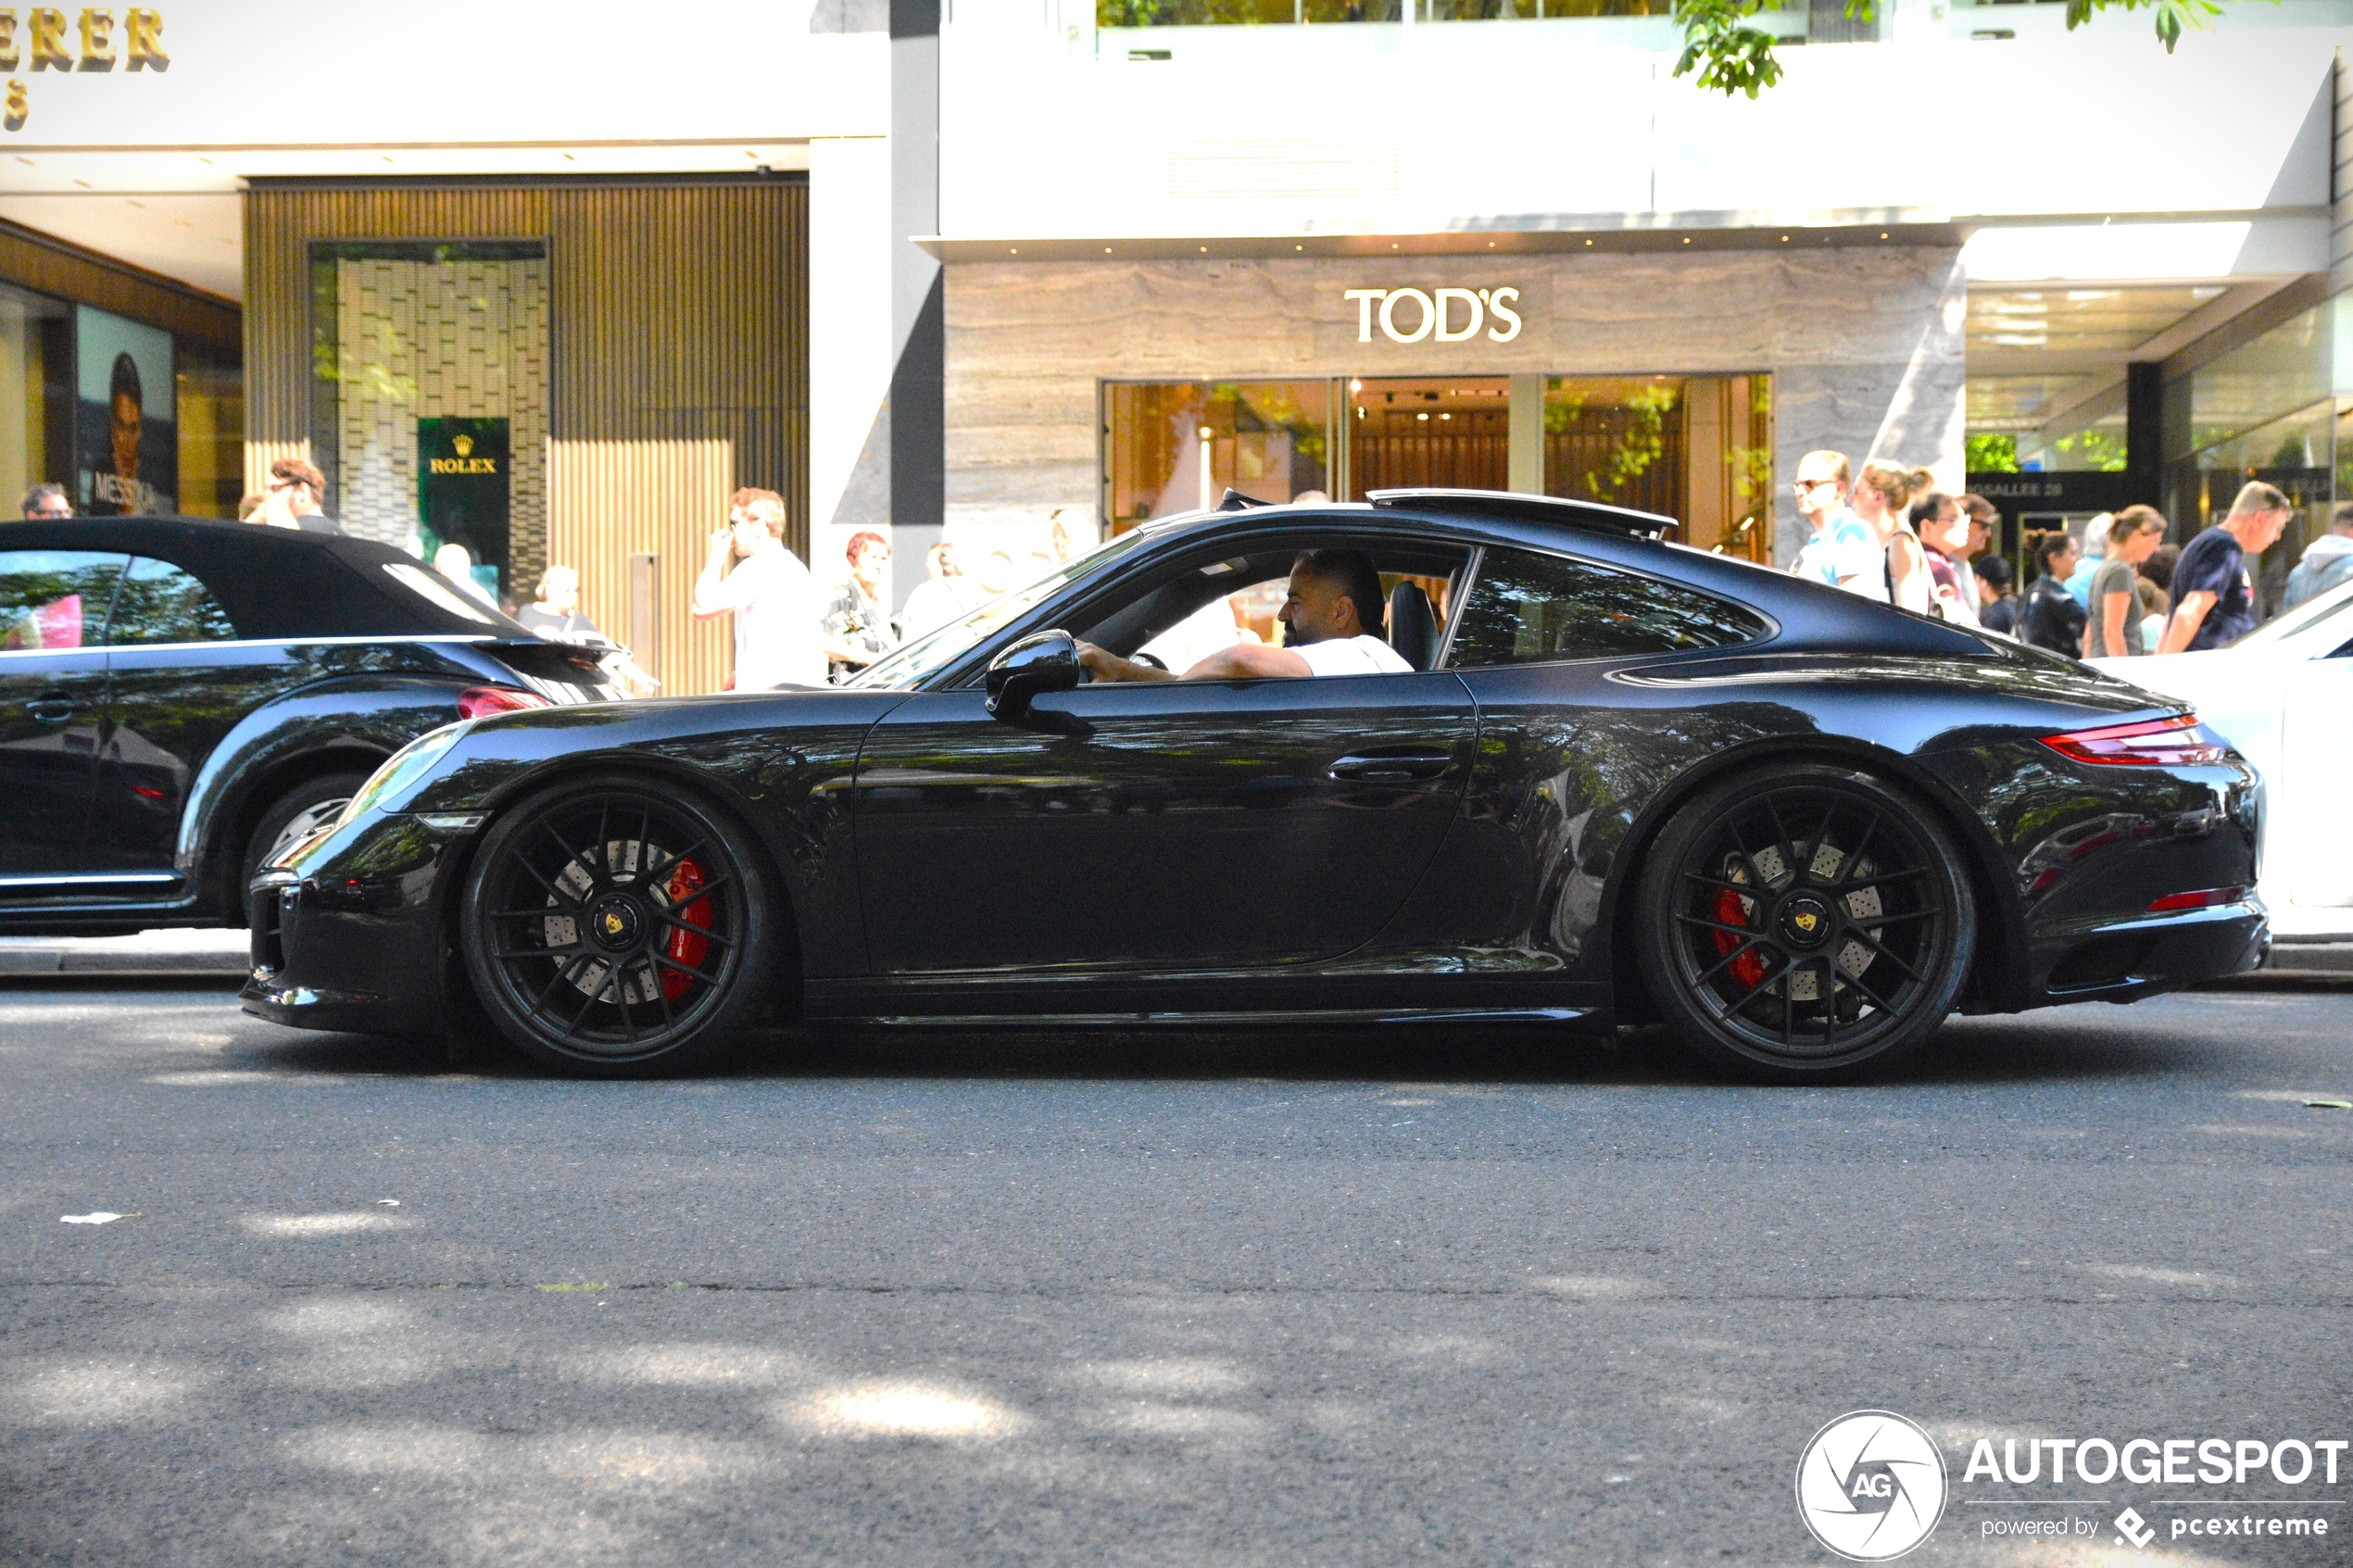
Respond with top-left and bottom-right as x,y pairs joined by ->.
1416,411 -> 1429,420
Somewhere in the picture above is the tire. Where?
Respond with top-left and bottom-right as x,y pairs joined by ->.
241,770 -> 371,907
459,772 -> 774,1076
1632,763 -> 1975,1083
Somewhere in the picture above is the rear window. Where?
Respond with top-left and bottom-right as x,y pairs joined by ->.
1446,545 -> 1768,666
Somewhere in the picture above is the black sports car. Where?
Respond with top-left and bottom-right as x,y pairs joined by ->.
243,490 -> 2264,1081
1,516 -> 620,935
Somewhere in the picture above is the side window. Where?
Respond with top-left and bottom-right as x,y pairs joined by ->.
103,557 -> 240,646
1445,546 -> 1767,667
0,550 -> 130,652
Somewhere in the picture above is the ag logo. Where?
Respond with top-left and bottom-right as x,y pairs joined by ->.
1794,1411 -> 1947,1561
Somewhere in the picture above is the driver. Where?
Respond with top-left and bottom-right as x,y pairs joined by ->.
1078,549 -> 1412,682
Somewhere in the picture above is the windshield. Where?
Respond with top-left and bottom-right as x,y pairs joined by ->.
849,528 -> 1155,689
2227,577 -> 2353,653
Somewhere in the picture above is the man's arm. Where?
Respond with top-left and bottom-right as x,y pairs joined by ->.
689,531 -> 739,621
1076,640 -> 1312,683
2159,590 -> 2215,655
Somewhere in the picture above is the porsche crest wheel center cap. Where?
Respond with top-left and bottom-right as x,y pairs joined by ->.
588,895 -> 644,951
1777,893 -> 1835,949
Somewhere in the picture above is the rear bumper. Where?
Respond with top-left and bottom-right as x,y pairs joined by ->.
2031,897 -> 2269,1004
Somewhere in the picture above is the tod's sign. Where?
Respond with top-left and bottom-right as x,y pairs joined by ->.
1344,286 -> 1524,345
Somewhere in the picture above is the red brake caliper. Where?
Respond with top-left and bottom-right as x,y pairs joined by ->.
661,857 -> 711,1001
1713,887 -> 1766,988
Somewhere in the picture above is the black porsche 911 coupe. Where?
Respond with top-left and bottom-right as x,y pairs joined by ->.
0,517 -> 620,935
243,490 -> 2264,1081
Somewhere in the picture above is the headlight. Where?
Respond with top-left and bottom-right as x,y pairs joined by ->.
341,721 -> 472,824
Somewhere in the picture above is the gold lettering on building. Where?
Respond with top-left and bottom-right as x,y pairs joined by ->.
428,458 -> 499,475
76,6 -> 108,68
27,7 -> 68,69
123,6 -> 157,68
3,8 -> 162,125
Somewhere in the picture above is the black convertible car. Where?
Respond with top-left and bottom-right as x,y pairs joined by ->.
1,517 -> 619,935
244,490 -> 2264,1081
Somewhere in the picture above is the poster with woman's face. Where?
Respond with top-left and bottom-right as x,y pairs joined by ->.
78,306 -> 176,517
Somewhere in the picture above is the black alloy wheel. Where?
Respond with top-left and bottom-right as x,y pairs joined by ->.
242,770 -> 371,905
1634,763 -> 1975,1081
459,774 -> 774,1075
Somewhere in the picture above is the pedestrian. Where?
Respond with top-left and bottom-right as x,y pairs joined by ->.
977,549 -> 1020,599
2134,576 -> 2168,653
1787,450 -> 1883,598
900,539 -> 977,641
1957,494 -> 1999,613
819,529 -> 896,681
261,458 -> 341,533
2020,531 -> 2086,655
19,482 -> 70,520
1975,556 -> 2019,635
1049,506 -> 1096,564
518,563 -> 660,696
2159,482 -> 2293,653
2283,500 -> 2353,609
433,543 -> 497,608
235,492 -> 264,521
1909,493 -> 1978,625
1855,462 -> 1931,611
690,489 -> 825,690
2081,505 -> 2165,659
2064,512 -> 2113,607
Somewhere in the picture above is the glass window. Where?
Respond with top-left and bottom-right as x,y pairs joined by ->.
1446,545 -> 1766,666
849,528 -> 1154,689
0,283 -> 72,519
0,550 -> 128,652
1104,381 -> 1332,530
103,556 -> 238,646
311,241 -> 550,599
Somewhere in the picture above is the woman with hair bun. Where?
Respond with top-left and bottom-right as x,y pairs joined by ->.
1856,462 -> 1935,614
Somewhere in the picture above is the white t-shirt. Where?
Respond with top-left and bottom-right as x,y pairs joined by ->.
708,546 -> 826,689
1290,633 -> 1414,676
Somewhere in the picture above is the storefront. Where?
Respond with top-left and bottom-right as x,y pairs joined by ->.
937,237 -> 1969,566
0,220 -> 241,521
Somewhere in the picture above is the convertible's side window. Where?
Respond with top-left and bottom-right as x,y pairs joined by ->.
0,550 -> 130,652
103,557 -> 240,646
1445,546 -> 1767,667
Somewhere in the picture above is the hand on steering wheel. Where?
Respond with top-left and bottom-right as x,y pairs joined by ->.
1130,651 -> 1169,672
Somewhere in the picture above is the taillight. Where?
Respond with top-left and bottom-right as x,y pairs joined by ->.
2041,714 -> 2228,767
2148,885 -> 2247,913
457,684 -> 550,721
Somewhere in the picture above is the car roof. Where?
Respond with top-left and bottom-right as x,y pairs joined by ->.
3,513 -> 529,639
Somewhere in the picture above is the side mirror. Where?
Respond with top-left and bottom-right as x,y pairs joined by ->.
985,629 -> 1083,722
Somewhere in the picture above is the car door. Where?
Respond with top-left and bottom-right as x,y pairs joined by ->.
82,554 -> 283,875
0,548 -> 128,880
853,669 -> 1478,976
2280,644 -> 2353,909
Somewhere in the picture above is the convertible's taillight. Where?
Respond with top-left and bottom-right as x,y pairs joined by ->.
2041,714 -> 2228,767
2148,885 -> 2248,913
457,684 -> 550,720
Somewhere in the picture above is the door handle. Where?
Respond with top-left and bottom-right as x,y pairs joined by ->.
25,699 -> 75,724
1329,750 -> 1453,784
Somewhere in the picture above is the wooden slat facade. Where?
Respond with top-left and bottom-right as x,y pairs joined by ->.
0,217 -> 241,350
244,177 -> 809,696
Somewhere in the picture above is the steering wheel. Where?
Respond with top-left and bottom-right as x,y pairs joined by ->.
1130,650 -> 1169,672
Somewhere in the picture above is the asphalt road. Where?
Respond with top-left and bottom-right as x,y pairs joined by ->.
4,983 -> 2351,1567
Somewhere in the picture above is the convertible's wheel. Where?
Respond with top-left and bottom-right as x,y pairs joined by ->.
1634,764 -> 1974,1082
241,770 -> 370,904
459,775 -> 773,1075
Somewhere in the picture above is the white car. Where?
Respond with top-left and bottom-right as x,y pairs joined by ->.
2093,575 -> 2353,942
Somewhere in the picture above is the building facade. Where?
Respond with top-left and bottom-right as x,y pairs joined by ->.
7,0 -> 2353,684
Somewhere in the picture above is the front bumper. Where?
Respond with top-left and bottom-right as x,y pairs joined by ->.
239,812 -> 471,1037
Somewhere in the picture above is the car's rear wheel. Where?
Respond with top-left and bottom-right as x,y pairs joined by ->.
1633,763 -> 1974,1082
459,775 -> 773,1076
241,770 -> 371,906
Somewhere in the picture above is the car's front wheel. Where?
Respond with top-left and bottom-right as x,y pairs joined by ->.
242,770 -> 371,905
1633,763 -> 1975,1082
459,774 -> 774,1075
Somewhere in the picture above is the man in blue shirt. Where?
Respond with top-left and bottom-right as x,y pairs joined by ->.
1787,449 -> 1885,599
2160,482 -> 2292,653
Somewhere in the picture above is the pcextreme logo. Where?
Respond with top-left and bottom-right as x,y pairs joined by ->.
1795,1411 -> 1949,1562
